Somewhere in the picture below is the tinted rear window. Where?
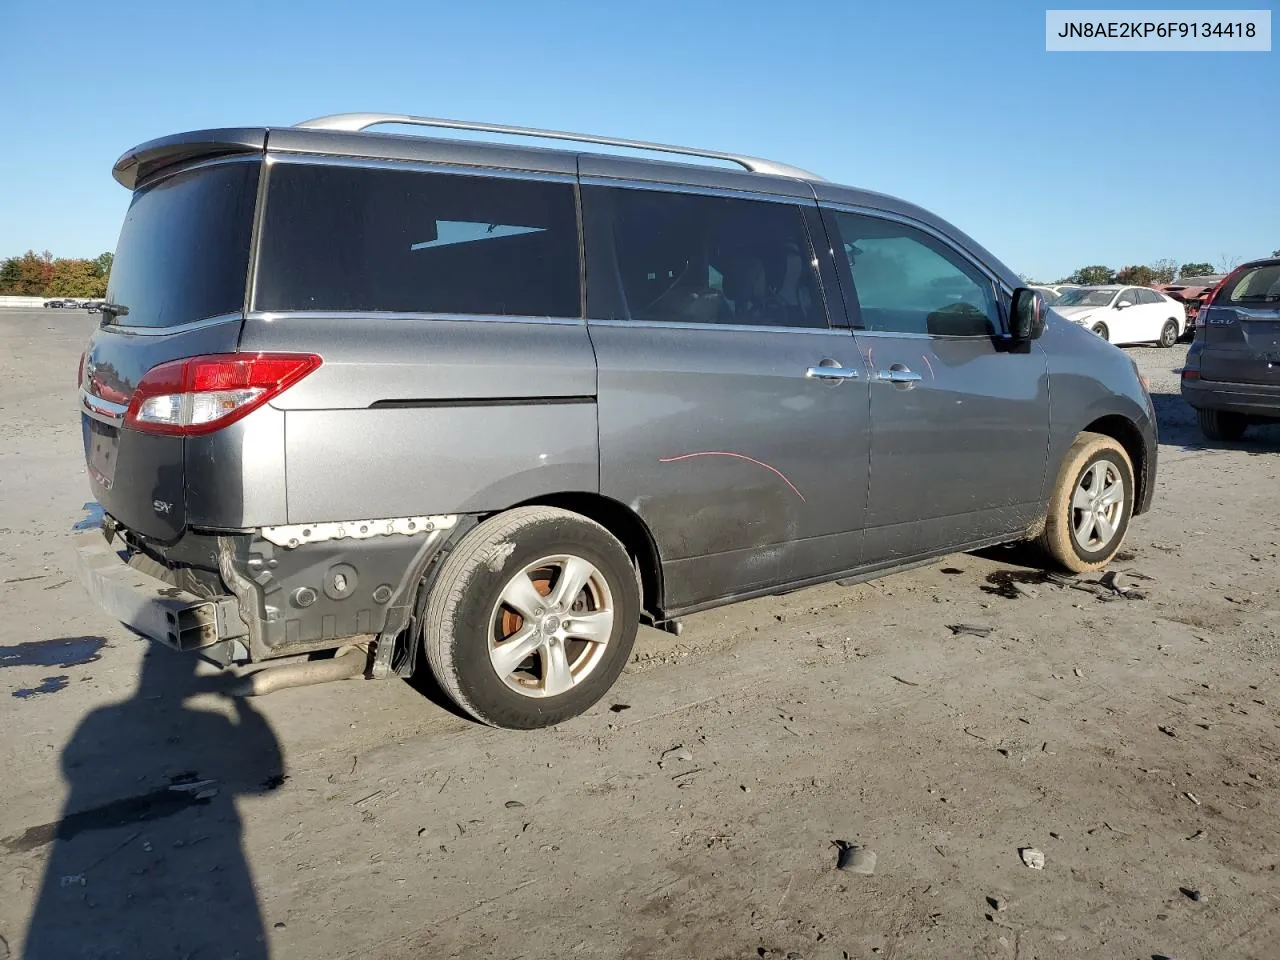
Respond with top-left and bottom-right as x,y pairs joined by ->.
583,186 -> 827,328
1223,264 -> 1280,305
107,161 -> 259,328
254,163 -> 580,318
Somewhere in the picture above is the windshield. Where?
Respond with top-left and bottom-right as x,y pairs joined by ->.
107,161 -> 259,328
1035,288 -> 1062,305
1224,264 -> 1280,305
1056,288 -> 1115,307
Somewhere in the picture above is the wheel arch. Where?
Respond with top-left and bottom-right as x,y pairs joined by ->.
1081,414 -> 1152,515
510,491 -> 666,621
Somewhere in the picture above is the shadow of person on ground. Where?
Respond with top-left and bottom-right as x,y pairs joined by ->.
14,643 -> 284,960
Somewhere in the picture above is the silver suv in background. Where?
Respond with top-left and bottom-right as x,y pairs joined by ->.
1182,257 -> 1280,441
75,114 -> 1158,729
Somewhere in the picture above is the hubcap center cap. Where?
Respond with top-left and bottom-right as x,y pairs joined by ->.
542,615 -> 561,635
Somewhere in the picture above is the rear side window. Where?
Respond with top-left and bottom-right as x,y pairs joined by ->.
824,210 -> 999,337
1223,264 -> 1280,305
107,161 -> 259,328
583,186 -> 827,329
255,163 -> 580,318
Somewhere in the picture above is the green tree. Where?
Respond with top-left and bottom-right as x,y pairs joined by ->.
1178,262 -> 1217,279
0,256 -> 20,292
0,250 -> 55,295
1115,264 -> 1155,286
93,251 -> 113,280
1069,265 -> 1115,285
1272,249 -> 1280,258
47,258 -> 108,297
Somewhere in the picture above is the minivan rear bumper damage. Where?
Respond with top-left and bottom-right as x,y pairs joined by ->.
73,529 -> 250,660
73,509 -> 463,675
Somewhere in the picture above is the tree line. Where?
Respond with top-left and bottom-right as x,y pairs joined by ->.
0,250 -> 114,298
1037,250 -> 1280,288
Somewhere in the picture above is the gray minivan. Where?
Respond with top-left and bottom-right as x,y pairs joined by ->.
75,114 -> 1157,728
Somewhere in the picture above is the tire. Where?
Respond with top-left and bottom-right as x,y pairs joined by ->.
1038,432 -> 1134,573
1197,407 -> 1247,441
1157,320 -> 1179,348
1091,322 -> 1109,342
422,506 -> 640,729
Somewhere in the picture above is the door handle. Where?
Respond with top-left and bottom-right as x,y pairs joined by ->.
876,367 -> 923,385
805,360 -> 860,382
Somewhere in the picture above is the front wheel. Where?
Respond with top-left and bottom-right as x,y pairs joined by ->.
1197,407 -> 1247,441
1037,432 -> 1134,573
1091,322 -> 1110,342
1157,320 -> 1179,348
422,506 -> 640,729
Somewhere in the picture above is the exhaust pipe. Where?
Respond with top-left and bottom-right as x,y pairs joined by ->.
231,649 -> 368,697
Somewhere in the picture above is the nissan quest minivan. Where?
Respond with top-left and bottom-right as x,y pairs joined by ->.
74,114 -> 1157,728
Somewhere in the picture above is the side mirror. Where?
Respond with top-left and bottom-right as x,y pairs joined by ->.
1010,287 -> 1046,342
1116,300 -> 1132,309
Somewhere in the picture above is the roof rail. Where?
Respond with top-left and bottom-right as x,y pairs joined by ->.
294,113 -> 823,181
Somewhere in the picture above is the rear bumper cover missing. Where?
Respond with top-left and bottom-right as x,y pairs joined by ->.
75,509 -> 462,667
72,529 -> 248,655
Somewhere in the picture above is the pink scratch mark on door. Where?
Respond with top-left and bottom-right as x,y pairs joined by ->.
658,451 -> 806,502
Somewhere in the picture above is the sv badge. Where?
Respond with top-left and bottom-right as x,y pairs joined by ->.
153,499 -> 174,515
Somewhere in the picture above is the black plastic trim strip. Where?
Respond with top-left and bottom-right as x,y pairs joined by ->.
369,395 -> 595,410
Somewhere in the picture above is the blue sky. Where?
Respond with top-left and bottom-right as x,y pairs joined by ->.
0,0 -> 1273,280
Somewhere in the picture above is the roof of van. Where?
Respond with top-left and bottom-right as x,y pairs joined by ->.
110,115 -> 1020,290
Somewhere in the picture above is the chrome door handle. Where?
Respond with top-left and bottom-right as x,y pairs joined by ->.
876,368 -> 922,384
806,360 -> 860,382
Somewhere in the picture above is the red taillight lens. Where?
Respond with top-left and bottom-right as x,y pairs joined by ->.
77,351 -> 85,388
124,353 -> 322,436
1181,369 -> 1200,380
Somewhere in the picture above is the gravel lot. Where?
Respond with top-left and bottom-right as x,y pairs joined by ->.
1,308 -> 1278,960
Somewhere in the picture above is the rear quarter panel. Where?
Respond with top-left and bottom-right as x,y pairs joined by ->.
238,315 -> 599,523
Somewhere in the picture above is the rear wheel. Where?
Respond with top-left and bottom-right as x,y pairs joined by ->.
1158,320 -> 1179,348
423,506 -> 640,729
1038,432 -> 1133,573
1197,407 -> 1247,441
1091,322 -> 1110,342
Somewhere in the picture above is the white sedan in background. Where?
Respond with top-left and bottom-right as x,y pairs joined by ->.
1052,285 -> 1186,347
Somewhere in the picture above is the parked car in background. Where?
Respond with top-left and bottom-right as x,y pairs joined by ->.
44,299 -> 68,308
82,300 -> 107,312
74,113 -> 1157,729
1052,285 -> 1185,347
1181,257 -> 1280,440
1157,275 -> 1225,336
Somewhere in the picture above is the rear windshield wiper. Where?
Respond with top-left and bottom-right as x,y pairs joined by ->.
98,302 -> 130,322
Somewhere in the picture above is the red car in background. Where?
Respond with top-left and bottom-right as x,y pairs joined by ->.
1155,275 -> 1226,337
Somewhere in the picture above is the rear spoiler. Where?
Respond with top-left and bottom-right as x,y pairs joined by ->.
112,128 -> 268,189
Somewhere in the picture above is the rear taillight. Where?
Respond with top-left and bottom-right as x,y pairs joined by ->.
124,353 -> 322,436
1181,369 -> 1200,380
77,351 -> 85,388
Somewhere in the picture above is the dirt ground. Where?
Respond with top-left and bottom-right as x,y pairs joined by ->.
1,307 -> 1278,960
